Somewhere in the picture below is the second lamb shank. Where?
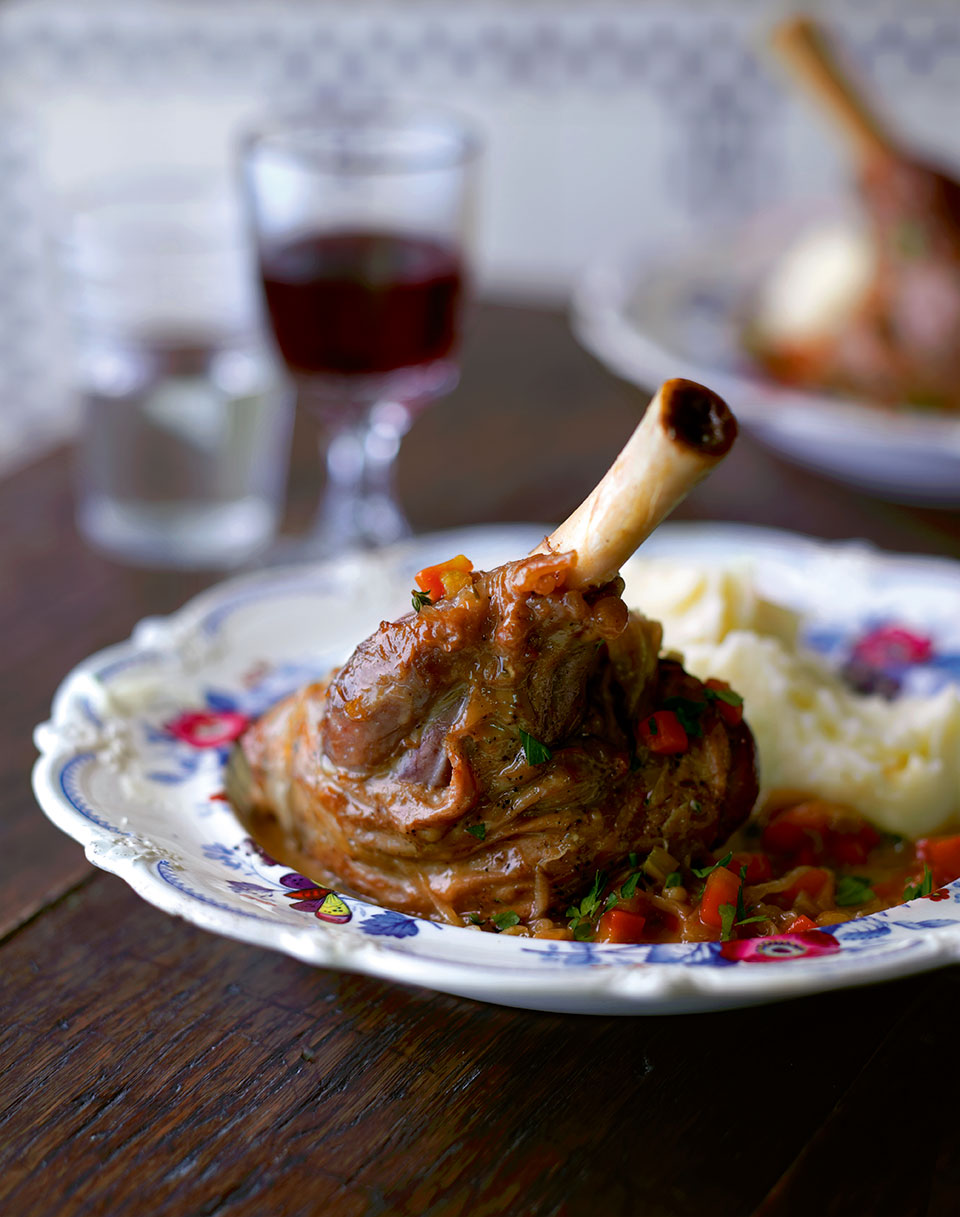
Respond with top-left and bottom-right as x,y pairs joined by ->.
228,379 -> 758,929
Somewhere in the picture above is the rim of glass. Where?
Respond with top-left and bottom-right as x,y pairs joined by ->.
240,102 -> 482,175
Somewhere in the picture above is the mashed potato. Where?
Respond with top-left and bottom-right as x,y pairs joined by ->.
621,558 -> 960,836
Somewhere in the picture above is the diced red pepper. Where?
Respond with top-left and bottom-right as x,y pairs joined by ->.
763,802 -> 830,859
831,823 -> 881,866
916,835 -> 960,888
786,914 -> 817,933
699,866 -> 743,929
414,554 -> 473,603
729,851 -> 773,884
596,908 -> 648,944
705,677 -> 744,726
762,801 -> 880,868
638,709 -> 688,755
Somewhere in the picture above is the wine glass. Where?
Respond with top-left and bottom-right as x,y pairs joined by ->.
240,105 -> 480,557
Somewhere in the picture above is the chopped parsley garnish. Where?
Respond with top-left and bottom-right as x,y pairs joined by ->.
719,901 -> 765,942
664,871 -> 682,889
736,866 -> 749,920
467,913 -> 483,925
904,864 -> 934,902
566,870 -> 606,940
465,823 -> 487,841
492,910 -> 520,931
691,851 -> 733,879
835,875 -> 876,907
661,696 -> 706,737
705,687 -> 744,708
628,852 -> 638,868
895,220 -> 927,259
620,871 -> 643,900
520,729 -> 552,765
411,589 -> 433,612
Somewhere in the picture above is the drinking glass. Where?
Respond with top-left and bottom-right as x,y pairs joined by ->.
62,177 -> 293,569
241,105 -> 479,556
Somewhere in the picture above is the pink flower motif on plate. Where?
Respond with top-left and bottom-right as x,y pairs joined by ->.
719,930 -> 841,963
166,710 -> 251,748
853,625 -> 933,668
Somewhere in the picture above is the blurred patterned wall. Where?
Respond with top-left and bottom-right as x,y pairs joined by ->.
0,0 -> 958,469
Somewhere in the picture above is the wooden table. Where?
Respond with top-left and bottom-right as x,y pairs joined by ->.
4,304 -> 960,1217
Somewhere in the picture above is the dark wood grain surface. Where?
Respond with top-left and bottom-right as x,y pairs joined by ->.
4,304 -> 960,1217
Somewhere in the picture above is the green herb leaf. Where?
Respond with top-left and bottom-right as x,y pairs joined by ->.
646,716 -> 659,736
835,875 -> 876,907
492,910 -> 520,931
719,903 -> 737,942
664,871 -> 682,889
894,220 -> 927,258
566,870 -> 607,939
467,913 -> 483,925
628,852 -> 638,869
904,864 -> 934,902
662,696 -> 705,738
411,589 -> 433,612
620,871 -> 642,900
705,687 -> 744,708
520,729 -> 552,765
692,851 -> 734,880
604,892 -> 619,912
735,866 -> 749,921
465,823 -> 487,841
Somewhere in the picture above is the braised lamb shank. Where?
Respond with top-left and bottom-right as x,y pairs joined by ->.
758,17 -> 960,410
228,379 -> 758,926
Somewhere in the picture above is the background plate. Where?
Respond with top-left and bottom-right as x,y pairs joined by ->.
571,214 -> 960,505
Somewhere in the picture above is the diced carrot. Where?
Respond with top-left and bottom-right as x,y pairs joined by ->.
596,908 -> 648,944
786,914 -> 817,933
414,554 -> 473,602
638,710 -> 688,755
699,866 -> 742,929
916,835 -> 960,888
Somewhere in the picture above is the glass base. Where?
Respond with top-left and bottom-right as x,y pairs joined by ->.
78,495 -> 279,569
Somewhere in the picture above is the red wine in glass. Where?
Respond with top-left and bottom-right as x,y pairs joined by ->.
259,229 -> 465,383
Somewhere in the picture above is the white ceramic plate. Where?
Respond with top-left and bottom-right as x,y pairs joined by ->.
571,217 -> 960,505
32,523 -> 960,1015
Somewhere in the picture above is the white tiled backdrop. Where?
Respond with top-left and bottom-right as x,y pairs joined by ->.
0,0 -> 958,471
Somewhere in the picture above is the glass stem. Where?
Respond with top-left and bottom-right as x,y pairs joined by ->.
315,401 -> 412,550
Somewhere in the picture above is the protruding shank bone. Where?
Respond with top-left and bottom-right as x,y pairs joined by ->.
533,378 -> 737,588
771,17 -> 897,167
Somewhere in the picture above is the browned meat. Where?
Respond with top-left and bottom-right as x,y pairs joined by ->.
759,18 -> 960,411
233,550 -> 757,924
228,378 -> 756,927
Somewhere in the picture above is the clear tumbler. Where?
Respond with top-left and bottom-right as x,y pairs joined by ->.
61,177 -> 293,568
